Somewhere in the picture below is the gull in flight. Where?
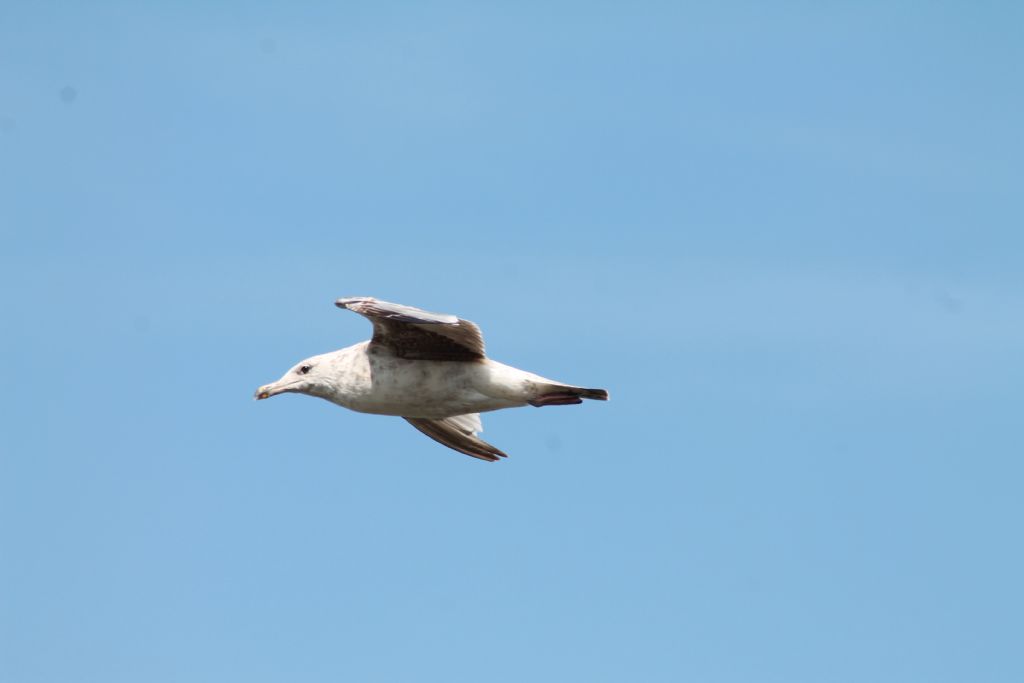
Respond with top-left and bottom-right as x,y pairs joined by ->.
255,297 -> 609,461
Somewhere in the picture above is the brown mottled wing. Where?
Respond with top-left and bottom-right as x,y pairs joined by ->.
403,416 -> 508,462
335,297 -> 485,361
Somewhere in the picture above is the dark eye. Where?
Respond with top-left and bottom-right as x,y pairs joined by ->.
299,364 -> 312,375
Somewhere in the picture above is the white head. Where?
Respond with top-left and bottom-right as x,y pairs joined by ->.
254,352 -> 335,401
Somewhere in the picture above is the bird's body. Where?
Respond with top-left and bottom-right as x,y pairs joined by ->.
256,297 -> 608,461
297,341 -> 555,418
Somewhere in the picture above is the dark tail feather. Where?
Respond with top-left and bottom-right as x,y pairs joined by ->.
529,385 -> 610,407
577,387 -> 609,401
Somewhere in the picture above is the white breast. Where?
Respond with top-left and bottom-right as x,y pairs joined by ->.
324,345 -> 523,418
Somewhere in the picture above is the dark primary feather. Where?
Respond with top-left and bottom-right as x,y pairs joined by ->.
403,417 -> 508,462
335,297 -> 485,361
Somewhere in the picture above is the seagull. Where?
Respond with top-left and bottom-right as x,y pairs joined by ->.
255,297 -> 609,461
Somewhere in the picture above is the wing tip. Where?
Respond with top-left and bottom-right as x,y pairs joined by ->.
335,296 -> 373,309
474,451 -> 507,463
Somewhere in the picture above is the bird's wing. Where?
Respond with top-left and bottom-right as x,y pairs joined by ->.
336,297 -> 485,361
403,414 -> 508,462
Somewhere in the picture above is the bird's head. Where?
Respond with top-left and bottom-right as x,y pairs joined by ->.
254,353 -> 332,401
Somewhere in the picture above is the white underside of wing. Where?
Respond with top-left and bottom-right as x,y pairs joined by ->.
446,412 -> 483,435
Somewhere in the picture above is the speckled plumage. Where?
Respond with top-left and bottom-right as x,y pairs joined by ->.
255,297 -> 608,461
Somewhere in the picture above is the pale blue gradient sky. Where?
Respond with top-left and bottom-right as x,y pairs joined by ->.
2,3 -> 1022,681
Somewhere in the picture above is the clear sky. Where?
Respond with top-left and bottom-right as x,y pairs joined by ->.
2,2 -> 1022,681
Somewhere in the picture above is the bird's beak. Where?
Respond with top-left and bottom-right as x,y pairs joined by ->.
255,373 -> 306,400
254,381 -> 291,400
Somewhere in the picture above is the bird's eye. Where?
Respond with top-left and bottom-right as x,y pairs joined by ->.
299,364 -> 312,375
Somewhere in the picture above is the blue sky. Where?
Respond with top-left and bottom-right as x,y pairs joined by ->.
2,2 -> 1022,681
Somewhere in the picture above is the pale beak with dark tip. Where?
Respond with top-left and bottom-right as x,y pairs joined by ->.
254,382 -> 294,400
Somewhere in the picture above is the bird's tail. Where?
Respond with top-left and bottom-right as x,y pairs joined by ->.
528,384 -> 610,407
